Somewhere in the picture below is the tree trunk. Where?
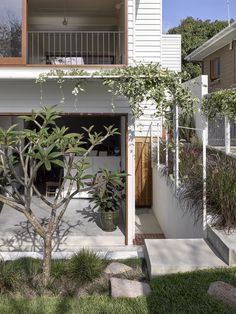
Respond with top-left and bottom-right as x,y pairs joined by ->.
42,235 -> 52,286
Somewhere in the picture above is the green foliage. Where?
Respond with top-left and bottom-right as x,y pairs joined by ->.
89,169 -> 126,212
103,64 -> 196,120
202,88 -> 236,120
66,249 -> 107,285
0,268 -> 236,313
168,17 -> 232,79
0,261 -> 21,294
36,64 -> 197,121
178,145 -> 236,229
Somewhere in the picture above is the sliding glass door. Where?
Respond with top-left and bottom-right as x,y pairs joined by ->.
0,0 -> 26,64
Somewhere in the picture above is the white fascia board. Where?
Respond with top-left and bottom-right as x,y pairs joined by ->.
186,22 -> 236,61
0,67 -> 110,80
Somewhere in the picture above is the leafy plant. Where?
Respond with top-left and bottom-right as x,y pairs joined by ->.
89,169 -> 126,212
66,249 -> 107,285
0,106 -> 117,286
202,88 -> 236,120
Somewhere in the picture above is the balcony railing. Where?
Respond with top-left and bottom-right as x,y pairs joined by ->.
28,31 -> 124,65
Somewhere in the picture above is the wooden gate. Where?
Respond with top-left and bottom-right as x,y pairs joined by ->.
135,137 -> 152,207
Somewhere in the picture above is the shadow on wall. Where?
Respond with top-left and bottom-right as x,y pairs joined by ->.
0,218 -> 82,252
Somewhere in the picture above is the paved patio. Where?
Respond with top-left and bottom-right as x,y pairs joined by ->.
0,197 -> 125,252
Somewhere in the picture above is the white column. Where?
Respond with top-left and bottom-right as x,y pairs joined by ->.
174,105 -> 179,191
202,128 -> 207,238
225,116 -> 231,154
127,113 -> 135,245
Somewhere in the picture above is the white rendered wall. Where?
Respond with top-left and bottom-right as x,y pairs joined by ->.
182,75 -> 208,141
153,167 -> 203,238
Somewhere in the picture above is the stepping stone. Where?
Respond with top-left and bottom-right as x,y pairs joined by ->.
104,262 -> 133,275
208,281 -> 236,309
110,278 -> 151,298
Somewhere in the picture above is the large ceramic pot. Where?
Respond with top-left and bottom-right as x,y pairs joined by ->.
99,209 -> 119,232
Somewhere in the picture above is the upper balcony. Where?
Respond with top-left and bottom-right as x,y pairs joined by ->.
0,0 -> 126,67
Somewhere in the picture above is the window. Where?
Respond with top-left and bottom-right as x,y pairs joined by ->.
210,58 -> 220,81
0,0 -> 26,64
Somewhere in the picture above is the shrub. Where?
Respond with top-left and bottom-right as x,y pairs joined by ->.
179,145 -> 236,230
11,257 -> 41,279
66,249 -> 107,285
0,261 -> 22,294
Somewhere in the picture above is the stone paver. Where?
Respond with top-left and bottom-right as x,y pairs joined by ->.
104,262 -> 133,275
110,278 -> 151,298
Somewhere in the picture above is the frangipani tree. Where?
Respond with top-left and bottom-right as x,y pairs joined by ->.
0,106 -> 117,285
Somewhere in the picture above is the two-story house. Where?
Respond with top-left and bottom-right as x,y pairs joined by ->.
0,0 -> 181,249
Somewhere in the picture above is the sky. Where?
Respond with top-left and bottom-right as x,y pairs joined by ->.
163,0 -> 236,32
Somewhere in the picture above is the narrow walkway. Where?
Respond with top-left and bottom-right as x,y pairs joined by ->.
134,208 -> 165,245
145,239 -> 227,278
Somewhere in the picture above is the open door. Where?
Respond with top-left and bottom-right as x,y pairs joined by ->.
0,0 -> 27,65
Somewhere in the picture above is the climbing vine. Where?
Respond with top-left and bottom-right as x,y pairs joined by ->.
36,64 -> 197,121
202,88 -> 236,120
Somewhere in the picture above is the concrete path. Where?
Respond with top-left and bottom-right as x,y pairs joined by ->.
145,239 -> 227,278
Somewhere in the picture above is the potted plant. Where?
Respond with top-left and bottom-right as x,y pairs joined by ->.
89,169 -> 126,232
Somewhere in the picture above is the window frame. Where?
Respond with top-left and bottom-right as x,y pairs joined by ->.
0,0 -> 27,65
210,57 -> 220,81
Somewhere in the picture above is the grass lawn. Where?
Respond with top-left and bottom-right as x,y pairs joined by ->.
1,267 -> 236,314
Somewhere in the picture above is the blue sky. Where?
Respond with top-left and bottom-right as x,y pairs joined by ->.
163,0 -> 236,32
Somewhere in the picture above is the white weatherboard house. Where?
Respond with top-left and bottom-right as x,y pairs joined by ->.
0,0 -> 181,251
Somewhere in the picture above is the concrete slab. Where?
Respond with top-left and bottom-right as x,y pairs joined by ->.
144,239 -> 227,278
207,226 -> 236,265
0,245 -> 144,261
135,208 -> 163,234
0,197 -> 125,251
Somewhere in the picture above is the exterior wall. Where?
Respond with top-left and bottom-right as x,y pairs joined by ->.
128,0 -> 162,64
182,75 -> 209,141
203,41 -> 236,92
153,168 -> 203,238
135,102 -> 162,137
161,34 -> 181,72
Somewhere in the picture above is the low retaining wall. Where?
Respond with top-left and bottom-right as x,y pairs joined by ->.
153,167 -> 203,238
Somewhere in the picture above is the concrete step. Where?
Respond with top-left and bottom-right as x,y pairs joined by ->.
0,246 -> 144,261
144,239 -> 227,278
0,234 -> 125,252
207,226 -> 236,266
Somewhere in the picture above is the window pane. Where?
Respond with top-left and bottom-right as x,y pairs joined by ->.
0,0 -> 22,57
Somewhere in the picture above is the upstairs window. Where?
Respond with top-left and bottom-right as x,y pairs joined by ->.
0,0 -> 26,65
210,58 -> 220,81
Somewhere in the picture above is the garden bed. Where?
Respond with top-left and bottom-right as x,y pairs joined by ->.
0,253 -> 148,298
0,267 -> 236,313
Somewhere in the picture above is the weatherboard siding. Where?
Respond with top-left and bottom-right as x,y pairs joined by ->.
161,34 -> 181,72
128,0 -> 162,64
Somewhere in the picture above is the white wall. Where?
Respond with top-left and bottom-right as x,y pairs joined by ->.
135,102 -> 162,137
128,0 -> 162,64
182,75 -> 209,141
153,167 -> 203,238
161,34 -> 181,72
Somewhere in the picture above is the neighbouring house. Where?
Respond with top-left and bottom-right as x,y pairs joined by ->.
186,21 -> 236,147
0,0 -> 181,250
